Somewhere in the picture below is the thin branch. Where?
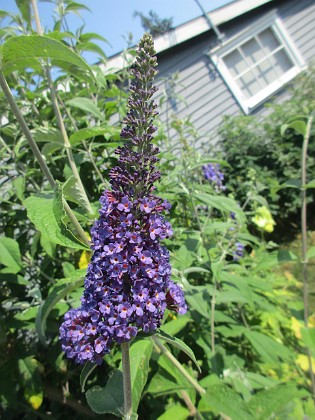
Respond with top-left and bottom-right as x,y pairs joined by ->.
300,114 -> 315,399
31,0 -> 93,215
0,71 -> 90,248
152,337 -> 206,395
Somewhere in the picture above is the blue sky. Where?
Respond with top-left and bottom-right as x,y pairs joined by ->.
2,0 -> 232,61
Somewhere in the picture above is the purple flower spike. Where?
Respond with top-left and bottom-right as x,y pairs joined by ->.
59,33 -> 187,365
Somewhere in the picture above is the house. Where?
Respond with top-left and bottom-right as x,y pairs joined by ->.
103,0 -> 315,148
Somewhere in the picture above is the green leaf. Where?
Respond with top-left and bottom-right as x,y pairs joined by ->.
80,362 -> 97,392
247,383 -> 308,419
35,269 -> 85,343
0,237 -> 22,274
66,97 -> 103,119
18,357 -> 43,410
305,179 -> 315,189
161,316 -> 190,336
147,373 -> 187,396
195,192 -> 244,219
79,32 -> 108,44
153,330 -> 201,373
69,126 -> 114,146
62,176 -> 91,213
76,42 -> 107,59
198,384 -> 253,419
277,178 -> 302,191
1,35 -> 95,82
15,0 -> 32,26
24,193 -> 89,250
157,404 -> 190,420
13,177 -> 25,201
244,331 -> 292,364
300,328 -> 315,356
30,127 -> 64,150
129,340 -> 153,412
281,120 -> 306,136
86,369 -> 124,416
183,267 -> 210,275
307,246 -> 315,260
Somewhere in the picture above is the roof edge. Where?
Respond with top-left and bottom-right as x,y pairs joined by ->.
100,0 -> 273,73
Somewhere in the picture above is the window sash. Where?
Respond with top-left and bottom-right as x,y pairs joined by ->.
210,15 -> 305,114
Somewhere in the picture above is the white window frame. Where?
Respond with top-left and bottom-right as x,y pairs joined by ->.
210,12 -> 305,114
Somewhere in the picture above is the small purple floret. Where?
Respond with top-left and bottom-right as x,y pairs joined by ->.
202,163 -> 226,192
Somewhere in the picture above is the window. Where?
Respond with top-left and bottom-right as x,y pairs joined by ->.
211,14 -> 305,114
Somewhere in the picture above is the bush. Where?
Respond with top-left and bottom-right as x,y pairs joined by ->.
219,67 -> 315,234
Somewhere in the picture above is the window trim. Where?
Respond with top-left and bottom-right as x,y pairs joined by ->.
210,13 -> 305,114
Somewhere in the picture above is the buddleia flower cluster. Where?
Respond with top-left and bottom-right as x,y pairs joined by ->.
59,33 -> 187,365
202,163 -> 226,192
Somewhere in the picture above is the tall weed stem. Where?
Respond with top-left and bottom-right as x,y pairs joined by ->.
31,0 -> 93,215
301,115 -> 315,399
0,71 -> 90,248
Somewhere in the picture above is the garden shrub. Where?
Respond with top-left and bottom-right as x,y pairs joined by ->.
219,67 -> 315,234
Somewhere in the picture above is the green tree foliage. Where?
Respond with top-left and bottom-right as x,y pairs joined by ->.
134,10 -> 173,37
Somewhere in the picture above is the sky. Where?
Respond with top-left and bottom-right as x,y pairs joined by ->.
1,0 -> 232,62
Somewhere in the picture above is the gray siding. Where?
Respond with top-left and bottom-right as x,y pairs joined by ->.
155,0 -> 315,150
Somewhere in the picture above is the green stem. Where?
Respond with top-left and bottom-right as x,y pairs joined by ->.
121,342 -> 133,420
300,115 -> 315,399
0,71 -> 90,248
31,0 -> 93,215
152,337 -> 206,395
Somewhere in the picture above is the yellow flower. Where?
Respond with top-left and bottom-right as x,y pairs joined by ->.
252,206 -> 276,233
26,392 -> 43,410
296,354 -> 315,374
78,250 -> 91,269
291,317 -> 302,339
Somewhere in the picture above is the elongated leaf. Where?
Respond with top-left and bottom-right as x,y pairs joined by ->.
183,267 -> 210,275
157,404 -> 190,420
35,269 -> 85,343
31,127 -> 63,144
69,126 -> 114,145
80,362 -> 97,392
62,176 -> 91,213
24,193 -> 89,250
305,179 -> 315,189
129,340 -> 153,412
1,35 -> 95,81
18,357 -> 43,410
0,237 -> 22,274
153,330 -> 201,372
281,120 -> 306,136
195,192 -> 244,219
161,316 -> 190,336
146,372 -> 187,396
307,246 -> 315,260
244,331 -> 292,364
15,0 -> 32,26
198,384 -> 253,419
247,383 -> 308,419
86,369 -> 124,416
66,97 -> 103,119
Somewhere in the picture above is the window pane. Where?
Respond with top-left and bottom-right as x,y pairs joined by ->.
241,38 -> 264,65
257,59 -> 277,85
239,70 -> 261,97
271,49 -> 293,73
258,28 -> 279,53
223,49 -> 247,78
